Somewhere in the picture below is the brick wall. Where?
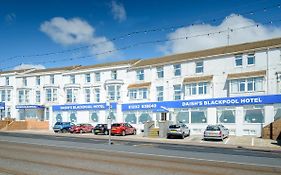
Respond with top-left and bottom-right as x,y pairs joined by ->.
262,118 -> 281,140
2,119 -> 49,131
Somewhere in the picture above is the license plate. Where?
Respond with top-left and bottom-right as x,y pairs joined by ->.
95,130 -> 100,133
170,130 -> 177,133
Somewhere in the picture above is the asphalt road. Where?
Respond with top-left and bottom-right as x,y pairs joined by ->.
0,132 -> 280,175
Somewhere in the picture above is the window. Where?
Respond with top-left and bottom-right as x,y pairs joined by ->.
129,89 -> 137,100
139,88 -> 148,99
107,85 -> 121,101
174,64 -> 181,76
5,77 -> 9,86
45,88 -> 57,102
50,75 -> 55,84
0,90 -> 5,102
36,76 -> 40,85
217,108 -> 235,123
7,90 -> 11,101
70,113 -> 77,122
0,90 -> 11,102
84,88 -> 91,103
191,109 -> 207,123
90,112 -> 99,122
94,88 -> 100,102
139,113 -> 152,124
230,77 -> 264,93
111,70 -> 117,79
70,75 -> 75,84
185,82 -> 209,96
235,54 -> 243,66
125,113 -> 137,124
85,74 -> 91,83
36,91 -> 40,103
244,106 -> 264,123
176,111 -> 189,124
18,89 -> 29,103
156,66 -> 164,78
66,88 -> 78,103
136,69 -> 144,80
23,77 -> 27,86
195,61 -> 204,73
129,88 -> 149,100
156,86 -> 164,101
173,84 -> 181,100
95,72 -> 100,82
247,54 -> 255,65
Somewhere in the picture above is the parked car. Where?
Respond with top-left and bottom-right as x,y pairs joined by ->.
53,122 -> 74,133
167,124 -> 190,139
111,123 -> 136,136
93,124 -> 109,135
69,123 -> 94,133
203,124 -> 229,141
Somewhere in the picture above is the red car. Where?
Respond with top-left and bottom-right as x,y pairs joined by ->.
69,123 -> 94,134
111,123 -> 136,136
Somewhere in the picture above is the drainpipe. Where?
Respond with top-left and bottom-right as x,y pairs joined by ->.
266,48 -> 269,95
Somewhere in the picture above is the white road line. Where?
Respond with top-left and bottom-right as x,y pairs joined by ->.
251,137 -> 254,146
224,138 -> 230,144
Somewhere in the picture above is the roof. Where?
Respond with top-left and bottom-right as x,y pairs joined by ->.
76,59 -> 140,71
227,70 -> 266,79
183,75 -> 213,83
29,65 -> 81,74
131,37 -> 281,68
127,82 -> 151,89
0,69 -> 31,75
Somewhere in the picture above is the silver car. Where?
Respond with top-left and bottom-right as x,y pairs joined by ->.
167,124 -> 190,139
203,124 -> 229,141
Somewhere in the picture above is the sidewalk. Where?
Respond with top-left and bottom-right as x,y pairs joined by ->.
3,129 -> 281,152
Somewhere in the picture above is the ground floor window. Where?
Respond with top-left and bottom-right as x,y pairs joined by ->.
139,112 -> 152,124
244,106 -> 264,123
69,112 -> 77,122
109,111 -> 116,122
191,108 -> 207,123
217,108 -> 235,123
274,104 -> 281,121
90,112 -> 99,122
175,110 -> 189,124
124,113 -> 137,124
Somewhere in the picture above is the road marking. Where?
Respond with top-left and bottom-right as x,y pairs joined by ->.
224,138 -> 230,144
251,137 -> 254,146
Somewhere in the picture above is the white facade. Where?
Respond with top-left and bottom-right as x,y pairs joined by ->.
1,38 -> 281,136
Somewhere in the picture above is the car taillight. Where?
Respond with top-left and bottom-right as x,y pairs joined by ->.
219,131 -> 222,136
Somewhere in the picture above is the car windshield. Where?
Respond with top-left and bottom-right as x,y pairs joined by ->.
54,122 -> 62,125
112,124 -> 121,127
169,125 -> 180,129
206,126 -> 220,131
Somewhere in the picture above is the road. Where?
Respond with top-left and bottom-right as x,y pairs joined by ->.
0,132 -> 280,175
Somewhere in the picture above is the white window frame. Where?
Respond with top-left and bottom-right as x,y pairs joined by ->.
174,64 -> 181,76
247,53 -> 255,65
230,77 -> 264,93
85,74 -> 91,83
36,91 -> 40,103
84,88 -> 91,103
156,66 -> 164,78
36,76 -> 40,85
235,54 -> 243,67
136,69 -> 144,80
156,86 -> 164,101
195,61 -> 204,73
111,70 -> 117,80
173,84 -> 181,100
95,72 -> 100,82
94,88 -> 100,102
45,88 -> 57,102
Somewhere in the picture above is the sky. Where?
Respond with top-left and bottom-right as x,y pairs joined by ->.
1,0 -> 281,71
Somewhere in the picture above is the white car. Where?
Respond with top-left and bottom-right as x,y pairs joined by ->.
167,124 -> 190,139
203,124 -> 229,141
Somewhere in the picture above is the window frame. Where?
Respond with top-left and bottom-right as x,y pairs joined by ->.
235,54 -> 243,67
195,61 -> 204,73
173,64 -> 181,76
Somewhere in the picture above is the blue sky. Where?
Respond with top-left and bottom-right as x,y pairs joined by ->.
1,0 -> 281,70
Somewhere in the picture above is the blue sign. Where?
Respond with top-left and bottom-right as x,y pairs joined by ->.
16,105 -> 45,109
122,94 -> 281,111
52,103 -> 117,111
0,102 -> 5,110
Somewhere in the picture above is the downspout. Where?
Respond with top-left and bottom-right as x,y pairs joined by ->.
266,48 -> 269,95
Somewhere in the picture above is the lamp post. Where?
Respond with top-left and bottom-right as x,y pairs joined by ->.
106,100 -> 112,145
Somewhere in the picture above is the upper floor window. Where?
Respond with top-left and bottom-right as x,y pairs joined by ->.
18,89 -> 29,103
36,91 -> 40,103
107,85 -> 121,101
230,77 -> 264,93
95,72 -> 100,82
136,69 -> 144,80
50,75 -> 55,84
196,61 -> 204,73
85,74 -> 91,83
174,64 -> 181,76
247,54 -> 255,65
0,90 -> 11,102
45,88 -> 57,102
156,66 -> 164,78
23,77 -> 27,86
66,88 -> 78,103
5,77 -> 9,86
173,84 -> 181,100
111,70 -> 117,80
94,88 -> 100,102
128,88 -> 149,100
36,76 -> 40,85
70,75 -> 75,84
185,82 -> 209,96
84,88 -> 91,103
235,54 -> 243,67
156,86 -> 164,101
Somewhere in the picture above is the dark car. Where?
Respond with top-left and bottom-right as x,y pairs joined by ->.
69,123 -> 94,134
111,123 -> 136,136
53,122 -> 74,133
93,124 -> 109,135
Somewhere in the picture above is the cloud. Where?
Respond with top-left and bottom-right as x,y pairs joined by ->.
159,14 -> 281,55
13,64 -> 45,70
40,17 -> 116,59
110,1 -> 127,22
5,13 -> 16,23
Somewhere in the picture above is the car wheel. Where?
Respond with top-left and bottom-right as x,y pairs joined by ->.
104,130 -> 108,135
62,129 -> 67,133
122,130 -> 126,136
80,130 -> 83,134
181,134 -> 185,139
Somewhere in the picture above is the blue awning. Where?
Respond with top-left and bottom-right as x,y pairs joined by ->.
152,107 -> 169,113
16,105 -> 45,109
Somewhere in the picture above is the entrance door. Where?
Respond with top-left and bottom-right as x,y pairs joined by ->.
161,113 -> 167,121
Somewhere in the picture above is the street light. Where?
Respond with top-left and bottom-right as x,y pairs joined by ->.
106,100 -> 112,145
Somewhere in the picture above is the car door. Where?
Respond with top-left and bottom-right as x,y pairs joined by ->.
127,123 -> 134,134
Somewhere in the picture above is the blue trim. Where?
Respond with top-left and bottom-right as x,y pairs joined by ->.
0,102 -> 5,110
52,102 -> 117,111
16,105 -> 45,109
122,94 -> 281,111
